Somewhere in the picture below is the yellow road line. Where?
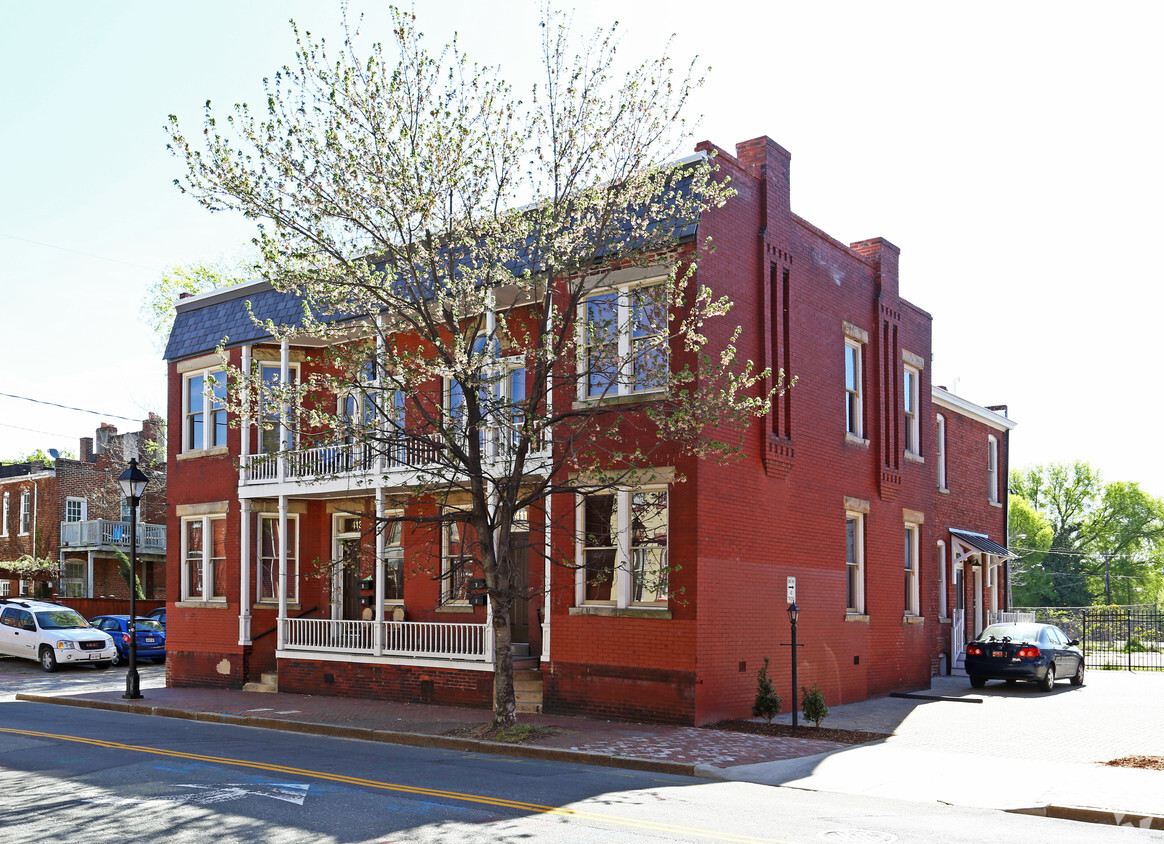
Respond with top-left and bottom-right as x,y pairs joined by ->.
0,726 -> 773,843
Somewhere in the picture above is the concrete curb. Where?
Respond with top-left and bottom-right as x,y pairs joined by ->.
14,693 -> 703,779
1007,804 -> 1164,831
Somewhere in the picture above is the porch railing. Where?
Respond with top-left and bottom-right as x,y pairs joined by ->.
59,519 -> 166,552
282,617 -> 490,662
986,610 -> 1037,625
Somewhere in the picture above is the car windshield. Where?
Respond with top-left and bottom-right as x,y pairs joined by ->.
136,620 -> 164,634
977,623 -> 1041,643
35,610 -> 90,630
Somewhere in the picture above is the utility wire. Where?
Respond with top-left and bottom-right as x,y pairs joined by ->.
0,421 -> 75,438
0,232 -> 161,272
0,392 -> 140,422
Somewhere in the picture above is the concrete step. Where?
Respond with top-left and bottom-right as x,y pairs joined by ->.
516,702 -> 543,714
512,668 -> 543,712
244,673 -> 278,693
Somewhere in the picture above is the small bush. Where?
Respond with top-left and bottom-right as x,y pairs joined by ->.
752,657 -> 782,723
801,683 -> 829,728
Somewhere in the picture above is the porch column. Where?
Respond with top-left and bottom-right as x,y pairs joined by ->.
542,493 -> 551,662
238,499 -> 252,645
374,487 -> 385,656
277,494 -> 288,650
86,550 -> 94,599
240,344 -> 252,483
278,339 -> 290,483
973,561 -> 984,635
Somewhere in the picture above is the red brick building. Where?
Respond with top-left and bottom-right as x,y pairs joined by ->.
0,418 -> 167,604
161,134 -> 1014,724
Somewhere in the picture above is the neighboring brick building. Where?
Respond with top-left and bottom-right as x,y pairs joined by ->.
161,134 -> 1014,724
0,418 -> 168,602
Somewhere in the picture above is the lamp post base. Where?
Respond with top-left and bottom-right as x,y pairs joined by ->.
123,669 -> 143,700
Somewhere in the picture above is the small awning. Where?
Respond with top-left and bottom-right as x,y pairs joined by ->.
950,529 -> 1016,559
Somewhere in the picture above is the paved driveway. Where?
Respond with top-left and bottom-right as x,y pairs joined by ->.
0,654 -> 167,702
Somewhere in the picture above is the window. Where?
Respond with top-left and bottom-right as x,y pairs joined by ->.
183,369 -> 228,451
845,513 -> 865,614
259,363 -> 299,454
0,581 -> 10,597
987,435 -> 999,504
581,283 -> 668,400
935,414 -> 947,489
442,512 -> 478,604
65,498 -> 86,523
937,541 -> 948,618
845,340 -> 863,438
19,491 -> 30,535
904,523 -> 920,616
182,515 -> 227,601
2,492 -> 8,536
61,561 -> 86,598
259,514 -> 299,603
383,519 -> 404,603
903,365 -> 920,455
578,487 -> 669,607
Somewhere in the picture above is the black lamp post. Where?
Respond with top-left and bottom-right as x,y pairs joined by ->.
118,458 -> 149,700
787,603 -> 800,728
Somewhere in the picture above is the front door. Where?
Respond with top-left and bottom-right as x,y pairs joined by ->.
509,533 -> 530,648
333,516 -> 365,621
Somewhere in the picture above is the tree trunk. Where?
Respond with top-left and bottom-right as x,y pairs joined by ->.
491,604 -> 517,728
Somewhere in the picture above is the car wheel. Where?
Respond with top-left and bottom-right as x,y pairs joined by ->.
969,675 -> 986,689
1070,661 -> 1085,686
111,650 -> 123,667
1039,664 -> 1056,692
39,647 -> 58,673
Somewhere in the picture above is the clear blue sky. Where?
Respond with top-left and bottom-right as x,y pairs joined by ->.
2,1 -> 1161,493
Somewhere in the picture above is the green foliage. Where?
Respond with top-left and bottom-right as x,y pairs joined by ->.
1,554 -> 60,578
141,257 -> 252,348
0,448 -> 76,467
801,683 -> 829,728
114,548 -> 145,600
752,657 -> 782,723
1009,462 -> 1164,607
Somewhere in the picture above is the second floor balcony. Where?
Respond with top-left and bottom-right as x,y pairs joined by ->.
60,519 -> 167,553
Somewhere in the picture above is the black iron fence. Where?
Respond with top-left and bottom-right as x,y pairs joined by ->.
1014,605 -> 1164,672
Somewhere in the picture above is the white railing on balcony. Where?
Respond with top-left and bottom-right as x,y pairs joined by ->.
282,617 -> 490,662
59,519 -> 166,552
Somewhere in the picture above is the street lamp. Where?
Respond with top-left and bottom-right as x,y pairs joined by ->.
787,602 -> 800,728
117,458 -> 149,700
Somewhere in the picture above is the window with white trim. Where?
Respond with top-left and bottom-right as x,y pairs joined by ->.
383,518 -> 404,603
580,282 -> 668,400
845,339 -> 863,438
442,510 -> 478,605
2,492 -> 8,536
904,522 -> 920,616
935,414 -> 947,489
182,514 -> 227,601
0,580 -> 10,596
258,514 -> 299,603
903,364 -> 920,455
18,491 -> 30,535
183,369 -> 228,452
65,497 -> 87,523
577,487 -> 669,607
846,512 -> 865,614
61,561 -> 86,598
987,435 -> 999,504
258,362 -> 300,454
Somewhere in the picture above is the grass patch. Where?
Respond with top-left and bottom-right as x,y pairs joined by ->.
445,723 -> 560,744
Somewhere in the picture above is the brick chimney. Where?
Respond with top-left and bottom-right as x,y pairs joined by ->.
850,237 -> 900,300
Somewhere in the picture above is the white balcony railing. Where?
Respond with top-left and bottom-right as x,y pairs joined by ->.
282,617 -> 490,662
60,519 -> 166,552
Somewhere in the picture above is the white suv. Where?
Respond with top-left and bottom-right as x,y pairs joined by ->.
0,598 -> 116,672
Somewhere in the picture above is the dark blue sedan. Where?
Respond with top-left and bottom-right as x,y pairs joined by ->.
966,622 -> 1084,691
88,615 -> 166,666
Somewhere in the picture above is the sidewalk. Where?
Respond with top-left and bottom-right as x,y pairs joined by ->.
15,671 -> 1164,830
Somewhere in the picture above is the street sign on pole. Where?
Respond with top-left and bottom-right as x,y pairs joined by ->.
787,576 -> 796,604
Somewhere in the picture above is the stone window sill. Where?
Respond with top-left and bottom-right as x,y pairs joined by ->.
176,600 -> 230,610
569,605 -> 672,620
845,613 -> 870,623
903,615 -> 925,625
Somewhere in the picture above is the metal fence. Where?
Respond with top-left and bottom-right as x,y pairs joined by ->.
1014,605 -> 1164,672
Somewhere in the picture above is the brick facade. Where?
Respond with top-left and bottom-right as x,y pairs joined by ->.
162,134 -> 1012,725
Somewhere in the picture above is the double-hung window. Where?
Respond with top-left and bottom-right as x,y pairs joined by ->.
903,364 -> 920,455
258,514 -> 299,603
259,362 -> 299,454
987,435 -> 999,504
184,369 -> 228,452
845,512 -> 865,614
935,414 -> 947,489
845,340 -> 863,438
581,282 -> 668,400
182,514 -> 227,601
18,491 -> 30,535
442,510 -> 478,605
904,522 -> 920,616
383,518 -> 404,603
2,492 -> 8,536
577,487 -> 669,608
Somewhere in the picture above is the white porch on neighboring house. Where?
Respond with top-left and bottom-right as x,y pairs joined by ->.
949,528 -> 1018,672
58,519 -> 167,599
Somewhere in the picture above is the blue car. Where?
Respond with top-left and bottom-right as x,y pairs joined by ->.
88,615 -> 166,666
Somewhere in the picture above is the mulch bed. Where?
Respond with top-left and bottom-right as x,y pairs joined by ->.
1105,756 -> 1164,771
706,720 -> 890,745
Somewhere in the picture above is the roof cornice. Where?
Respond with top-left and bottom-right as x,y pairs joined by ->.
932,386 -> 1017,431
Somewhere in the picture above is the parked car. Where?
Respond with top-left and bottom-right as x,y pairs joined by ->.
88,615 -> 167,666
147,607 -> 166,628
0,598 -> 116,672
966,621 -> 1084,691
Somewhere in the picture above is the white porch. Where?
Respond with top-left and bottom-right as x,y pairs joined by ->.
278,616 -> 493,665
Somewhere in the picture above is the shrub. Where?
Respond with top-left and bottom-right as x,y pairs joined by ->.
752,657 -> 782,723
801,683 -> 829,728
